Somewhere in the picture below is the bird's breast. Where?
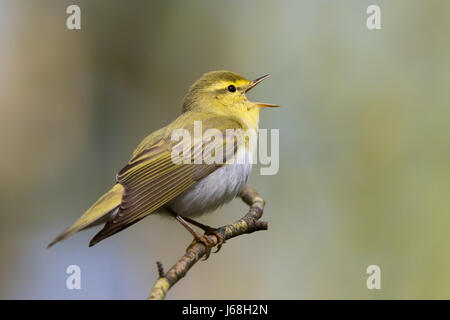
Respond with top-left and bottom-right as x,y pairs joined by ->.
168,148 -> 253,217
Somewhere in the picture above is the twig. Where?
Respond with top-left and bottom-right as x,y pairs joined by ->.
147,185 -> 267,300
156,261 -> 165,278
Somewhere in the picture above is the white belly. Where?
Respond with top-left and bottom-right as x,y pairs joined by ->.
168,148 -> 252,217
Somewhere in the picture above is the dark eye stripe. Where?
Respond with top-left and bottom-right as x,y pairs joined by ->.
214,86 -> 245,95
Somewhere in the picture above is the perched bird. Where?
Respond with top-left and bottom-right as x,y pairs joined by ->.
48,70 -> 278,258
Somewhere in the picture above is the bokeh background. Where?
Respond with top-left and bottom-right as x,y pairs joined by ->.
1,0 -> 450,299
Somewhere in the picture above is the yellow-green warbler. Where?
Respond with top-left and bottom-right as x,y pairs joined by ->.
48,70 -> 278,258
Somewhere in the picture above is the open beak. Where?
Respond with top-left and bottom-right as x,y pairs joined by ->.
245,74 -> 271,93
245,74 -> 280,108
253,102 -> 280,108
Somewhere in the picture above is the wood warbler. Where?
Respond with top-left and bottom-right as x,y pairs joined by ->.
48,70 -> 278,258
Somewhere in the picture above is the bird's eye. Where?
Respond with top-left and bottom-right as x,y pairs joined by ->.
227,85 -> 236,93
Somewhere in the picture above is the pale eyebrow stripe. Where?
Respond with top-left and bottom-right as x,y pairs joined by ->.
214,86 -> 246,94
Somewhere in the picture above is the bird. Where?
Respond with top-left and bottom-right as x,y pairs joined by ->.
48,70 -> 278,259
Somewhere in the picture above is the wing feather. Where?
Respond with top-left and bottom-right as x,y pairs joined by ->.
89,116 -> 243,246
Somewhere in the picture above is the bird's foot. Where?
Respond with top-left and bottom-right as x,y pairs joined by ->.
186,228 -> 226,260
203,227 -> 226,254
181,216 -> 227,258
187,233 -> 216,260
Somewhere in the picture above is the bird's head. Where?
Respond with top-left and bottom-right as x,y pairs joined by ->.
182,71 -> 279,125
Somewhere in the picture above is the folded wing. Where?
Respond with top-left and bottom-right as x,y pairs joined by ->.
89,117 -> 242,246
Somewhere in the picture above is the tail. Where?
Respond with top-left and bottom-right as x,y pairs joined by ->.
47,184 -> 124,248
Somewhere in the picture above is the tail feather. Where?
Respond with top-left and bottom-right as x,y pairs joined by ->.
47,184 -> 124,248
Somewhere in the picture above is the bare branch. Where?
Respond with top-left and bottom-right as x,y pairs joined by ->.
147,186 -> 267,300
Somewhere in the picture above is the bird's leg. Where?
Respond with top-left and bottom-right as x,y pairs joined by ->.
168,210 -> 216,260
181,216 -> 226,253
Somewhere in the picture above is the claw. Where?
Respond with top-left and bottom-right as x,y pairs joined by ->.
210,230 -> 226,253
187,234 -> 215,260
201,227 -> 226,254
179,216 -> 227,258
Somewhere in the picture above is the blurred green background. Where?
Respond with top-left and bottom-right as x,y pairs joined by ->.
1,0 -> 450,299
